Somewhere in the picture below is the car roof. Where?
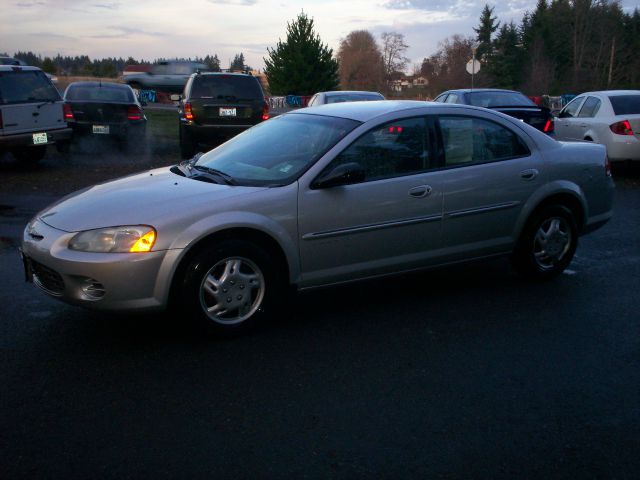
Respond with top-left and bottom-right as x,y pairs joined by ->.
444,88 -> 521,94
292,100 -> 440,122
195,72 -> 254,78
67,81 -> 130,89
321,91 -> 383,96
0,65 -> 42,72
579,90 -> 640,96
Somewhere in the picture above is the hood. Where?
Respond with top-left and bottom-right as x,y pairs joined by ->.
38,167 -> 266,232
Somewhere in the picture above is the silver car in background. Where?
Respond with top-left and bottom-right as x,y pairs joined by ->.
555,90 -> 640,162
21,101 -> 614,335
308,90 -> 384,107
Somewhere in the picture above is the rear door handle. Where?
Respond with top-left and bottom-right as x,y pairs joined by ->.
409,185 -> 432,198
520,169 -> 539,181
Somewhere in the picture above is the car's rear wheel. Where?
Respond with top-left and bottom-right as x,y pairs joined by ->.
12,146 -> 46,163
180,240 -> 282,335
512,205 -> 578,280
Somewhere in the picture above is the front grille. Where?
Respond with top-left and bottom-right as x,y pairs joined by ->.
31,260 -> 64,296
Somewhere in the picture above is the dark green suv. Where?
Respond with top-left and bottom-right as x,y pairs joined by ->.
178,72 -> 269,158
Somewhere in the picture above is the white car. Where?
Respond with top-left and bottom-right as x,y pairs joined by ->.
554,90 -> 640,162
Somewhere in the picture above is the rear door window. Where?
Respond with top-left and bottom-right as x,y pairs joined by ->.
191,75 -> 263,100
578,96 -> 602,118
438,116 -> 530,166
560,97 -> 584,118
0,70 -> 60,104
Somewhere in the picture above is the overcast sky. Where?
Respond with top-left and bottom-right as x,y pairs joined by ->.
1,0 -> 638,70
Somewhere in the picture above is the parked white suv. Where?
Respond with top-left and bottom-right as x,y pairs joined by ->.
0,65 -> 72,163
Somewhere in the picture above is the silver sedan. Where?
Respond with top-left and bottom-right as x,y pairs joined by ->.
21,101 -> 614,335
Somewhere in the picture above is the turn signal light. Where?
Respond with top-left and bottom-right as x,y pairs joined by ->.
184,102 -> 194,121
610,120 -> 633,135
129,229 -> 156,253
63,103 -> 74,121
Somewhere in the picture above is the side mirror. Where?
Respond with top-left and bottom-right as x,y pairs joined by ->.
312,162 -> 365,189
170,94 -> 181,102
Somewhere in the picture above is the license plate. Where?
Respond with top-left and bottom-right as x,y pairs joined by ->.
19,249 -> 33,283
32,133 -> 48,145
92,125 -> 110,134
219,108 -> 236,117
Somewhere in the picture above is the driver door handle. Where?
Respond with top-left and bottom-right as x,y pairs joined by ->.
409,185 -> 432,198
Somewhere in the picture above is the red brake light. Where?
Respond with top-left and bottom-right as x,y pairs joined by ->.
184,102 -> 194,121
127,106 -> 142,121
261,101 -> 269,121
543,118 -> 554,133
63,103 -> 74,121
610,120 -> 633,135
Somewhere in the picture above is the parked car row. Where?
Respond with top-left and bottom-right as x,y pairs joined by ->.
434,87 -> 640,163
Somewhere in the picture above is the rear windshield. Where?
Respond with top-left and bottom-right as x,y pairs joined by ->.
609,95 -> 640,115
0,70 -> 60,105
65,85 -> 134,103
466,91 -> 535,108
326,93 -> 383,104
191,75 -> 263,100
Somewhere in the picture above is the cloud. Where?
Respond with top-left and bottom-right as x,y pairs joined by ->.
92,2 -> 120,9
88,26 -> 164,39
14,1 -> 46,6
207,0 -> 257,5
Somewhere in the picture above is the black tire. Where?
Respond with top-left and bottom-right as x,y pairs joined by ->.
12,146 -> 46,163
512,205 -> 578,280
179,128 -> 196,159
179,240 -> 284,336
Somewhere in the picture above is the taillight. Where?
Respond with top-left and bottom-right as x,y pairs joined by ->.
127,106 -> 143,121
63,103 -> 74,121
184,102 -> 194,121
605,155 -> 612,177
610,120 -> 633,135
543,118 -> 554,133
261,101 -> 269,121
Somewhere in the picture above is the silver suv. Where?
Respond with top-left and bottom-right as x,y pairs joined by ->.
0,65 -> 72,162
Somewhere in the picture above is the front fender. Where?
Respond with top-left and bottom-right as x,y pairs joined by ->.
168,210 -> 300,284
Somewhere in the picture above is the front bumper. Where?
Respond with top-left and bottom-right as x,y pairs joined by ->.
21,219 -> 182,312
0,127 -> 73,148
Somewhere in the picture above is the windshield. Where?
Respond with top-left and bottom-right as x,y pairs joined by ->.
195,113 -> 360,186
191,75 -> 263,99
609,95 -> 640,115
0,70 -> 60,105
466,91 -> 536,108
65,85 -> 134,102
326,93 -> 383,104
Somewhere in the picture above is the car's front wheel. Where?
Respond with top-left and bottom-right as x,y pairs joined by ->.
180,240 -> 283,335
512,205 -> 578,280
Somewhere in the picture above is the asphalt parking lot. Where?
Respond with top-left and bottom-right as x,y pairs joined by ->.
1,129 -> 639,478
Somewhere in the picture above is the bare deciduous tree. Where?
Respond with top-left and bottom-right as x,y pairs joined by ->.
381,32 -> 409,79
337,30 -> 385,91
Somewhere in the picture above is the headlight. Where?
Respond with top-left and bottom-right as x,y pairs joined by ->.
69,226 -> 156,253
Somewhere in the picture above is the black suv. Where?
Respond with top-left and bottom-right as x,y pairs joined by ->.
178,72 -> 269,158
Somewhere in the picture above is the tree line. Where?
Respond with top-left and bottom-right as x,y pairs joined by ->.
424,1 -> 640,96
0,51 -> 253,77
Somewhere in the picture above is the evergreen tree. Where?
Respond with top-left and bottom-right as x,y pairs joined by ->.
488,22 -> 522,89
230,53 -> 246,71
474,4 -> 500,59
264,11 -> 339,95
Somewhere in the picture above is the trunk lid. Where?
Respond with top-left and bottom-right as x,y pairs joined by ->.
493,106 -> 551,132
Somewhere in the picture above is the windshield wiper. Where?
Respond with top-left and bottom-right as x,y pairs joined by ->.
36,99 -> 57,109
192,165 -> 236,185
